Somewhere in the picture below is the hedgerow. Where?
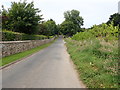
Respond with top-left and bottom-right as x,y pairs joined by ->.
2,30 -> 49,41
72,23 -> 118,41
65,23 -> 119,88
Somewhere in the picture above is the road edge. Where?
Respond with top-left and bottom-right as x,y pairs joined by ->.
63,39 -> 87,88
0,40 -> 55,70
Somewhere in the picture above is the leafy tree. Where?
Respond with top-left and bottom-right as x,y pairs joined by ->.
107,13 -> 120,27
60,10 -> 84,36
64,10 -> 84,28
38,23 -> 47,35
3,1 -> 43,34
60,20 -> 76,36
49,19 -> 58,35
1,5 -> 9,29
56,24 -> 61,35
42,19 -> 57,36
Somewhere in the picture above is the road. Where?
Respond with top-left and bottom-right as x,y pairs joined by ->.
2,38 -> 85,88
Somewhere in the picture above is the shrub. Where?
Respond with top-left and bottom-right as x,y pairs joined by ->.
2,30 -> 49,41
72,31 -> 94,41
2,30 -> 23,41
72,23 -> 118,41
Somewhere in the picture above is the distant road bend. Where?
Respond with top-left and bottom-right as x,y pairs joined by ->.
2,37 -> 85,88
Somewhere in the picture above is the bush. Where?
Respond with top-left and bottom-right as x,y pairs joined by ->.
2,30 -> 23,41
72,31 -> 94,41
2,30 -> 49,41
72,23 -> 118,41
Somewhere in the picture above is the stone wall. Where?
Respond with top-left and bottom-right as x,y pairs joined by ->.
0,38 -> 55,57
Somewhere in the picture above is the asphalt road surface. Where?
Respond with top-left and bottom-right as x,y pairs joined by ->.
2,38 -> 85,88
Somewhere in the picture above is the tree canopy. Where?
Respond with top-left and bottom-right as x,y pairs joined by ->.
1,2 -> 84,37
60,20 -> 76,36
64,10 -> 84,28
60,10 -> 84,36
38,19 -> 58,36
2,1 -> 43,34
107,13 -> 120,27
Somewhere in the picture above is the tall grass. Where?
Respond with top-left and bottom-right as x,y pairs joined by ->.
65,38 -> 118,88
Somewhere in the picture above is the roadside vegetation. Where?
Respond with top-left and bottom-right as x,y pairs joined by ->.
2,29 -> 53,41
66,38 -> 118,88
0,0 -> 119,88
65,23 -> 119,88
0,40 -> 55,66
1,0 -> 60,41
60,9 -> 119,88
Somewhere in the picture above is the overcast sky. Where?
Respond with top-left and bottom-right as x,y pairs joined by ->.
0,0 -> 119,28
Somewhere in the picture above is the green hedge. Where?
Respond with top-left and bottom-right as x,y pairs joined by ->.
72,23 -> 118,41
2,30 -> 50,41
72,31 -> 94,41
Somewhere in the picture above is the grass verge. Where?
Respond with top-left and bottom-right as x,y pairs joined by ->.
65,38 -> 118,88
0,40 -> 55,66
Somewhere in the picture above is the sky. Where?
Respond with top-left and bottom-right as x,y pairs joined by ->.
0,0 -> 119,28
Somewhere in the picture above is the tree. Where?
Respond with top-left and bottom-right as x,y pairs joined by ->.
60,9 -> 84,36
41,19 -> 57,36
38,23 -> 47,35
56,24 -> 61,35
1,5 -> 9,29
107,13 -> 120,27
48,19 -> 58,35
60,20 -> 76,36
3,1 -> 43,34
64,10 -> 84,29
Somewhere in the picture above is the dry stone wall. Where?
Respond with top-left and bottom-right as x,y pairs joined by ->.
0,38 -> 55,57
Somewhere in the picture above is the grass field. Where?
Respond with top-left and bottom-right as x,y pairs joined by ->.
0,40 -> 55,66
65,38 -> 118,88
